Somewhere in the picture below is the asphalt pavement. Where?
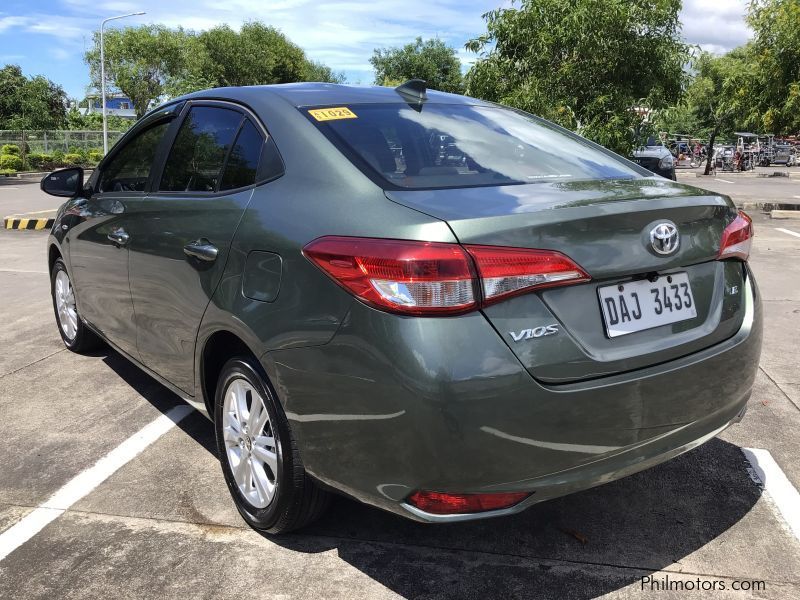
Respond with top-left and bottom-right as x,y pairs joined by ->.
1,176 -> 800,599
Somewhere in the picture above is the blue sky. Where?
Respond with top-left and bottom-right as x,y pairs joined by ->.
1,0 -> 752,101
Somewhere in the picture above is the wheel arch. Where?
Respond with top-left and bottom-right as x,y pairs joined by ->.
199,329 -> 263,418
47,242 -> 63,273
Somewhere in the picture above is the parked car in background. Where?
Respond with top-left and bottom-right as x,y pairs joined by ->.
42,82 -> 761,534
632,143 -> 676,180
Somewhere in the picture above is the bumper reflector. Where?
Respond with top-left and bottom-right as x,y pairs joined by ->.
407,490 -> 531,514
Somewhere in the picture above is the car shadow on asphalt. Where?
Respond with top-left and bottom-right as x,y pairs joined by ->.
99,348 -> 762,599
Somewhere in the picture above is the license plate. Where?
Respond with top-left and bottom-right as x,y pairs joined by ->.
598,273 -> 697,338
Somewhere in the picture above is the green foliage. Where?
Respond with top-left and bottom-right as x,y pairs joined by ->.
370,37 -> 464,94
87,22 -> 343,107
0,65 -> 67,130
465,0 -> 690,154
1,144 -> 20,156
63,153 -> 83,165
303,60 -> 346,85
66,106 -> 133,132
88,150 -> 104,164
747,0 -> 800,134
0,154 -> 23,171
192,23 -> 305,87
86,25 -> 190,119
26,153 -> 53,169
0,169 -> 17,176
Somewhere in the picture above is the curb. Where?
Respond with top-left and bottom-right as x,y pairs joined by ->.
4,216 -> 54,230
678,171 -> 799,179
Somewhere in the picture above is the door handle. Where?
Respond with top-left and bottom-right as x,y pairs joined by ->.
184,238 -> 218,262
107,227 -> 130,246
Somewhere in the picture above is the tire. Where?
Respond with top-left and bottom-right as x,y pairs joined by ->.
50,258 -> 104,353
214,356 -> 330,534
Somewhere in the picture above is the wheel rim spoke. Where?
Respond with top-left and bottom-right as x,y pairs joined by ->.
252,437 -> 278,473
251,460 -> 273,504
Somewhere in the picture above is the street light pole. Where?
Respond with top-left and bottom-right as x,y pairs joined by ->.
100,11 -> 145,154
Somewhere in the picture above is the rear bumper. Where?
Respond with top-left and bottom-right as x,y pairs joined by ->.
261,267 -> 762,522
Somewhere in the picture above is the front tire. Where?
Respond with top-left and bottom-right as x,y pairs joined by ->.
214,356 -> 330,534
50,258 -> 103,353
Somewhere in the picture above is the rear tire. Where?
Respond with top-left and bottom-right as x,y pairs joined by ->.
50,258 -> 104,353
214,356 -> 330,534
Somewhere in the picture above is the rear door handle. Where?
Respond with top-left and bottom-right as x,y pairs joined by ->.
184,238 -> 218,262
107,227 -> 129,246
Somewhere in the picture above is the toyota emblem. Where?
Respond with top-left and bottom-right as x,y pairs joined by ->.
649,222 -> 679,255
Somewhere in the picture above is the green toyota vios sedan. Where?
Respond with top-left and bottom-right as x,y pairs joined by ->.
42,81 -> 762,533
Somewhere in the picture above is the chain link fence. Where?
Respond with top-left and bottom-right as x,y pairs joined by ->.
0,130 -> 124,154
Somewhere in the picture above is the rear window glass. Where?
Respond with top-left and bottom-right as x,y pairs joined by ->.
305,103 -> 640,189
220,119 -> 264,191
160,106 -> 242,192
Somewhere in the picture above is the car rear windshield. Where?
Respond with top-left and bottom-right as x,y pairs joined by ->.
305,103 -> 641,190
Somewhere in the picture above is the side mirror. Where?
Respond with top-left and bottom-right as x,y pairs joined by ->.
41,167 -> 84,198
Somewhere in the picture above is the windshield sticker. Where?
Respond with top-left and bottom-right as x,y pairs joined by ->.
308,107 -> 358,122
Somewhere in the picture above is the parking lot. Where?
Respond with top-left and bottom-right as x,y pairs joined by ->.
1,174 -> 800,599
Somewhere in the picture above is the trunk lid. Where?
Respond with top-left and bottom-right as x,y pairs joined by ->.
386,177 -> 747,383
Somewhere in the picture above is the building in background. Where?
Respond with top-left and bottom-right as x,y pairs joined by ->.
73,93 -> 136,119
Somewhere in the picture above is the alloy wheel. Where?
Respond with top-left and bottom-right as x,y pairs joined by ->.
54,270 -> 78,341
222,378 -> 279,508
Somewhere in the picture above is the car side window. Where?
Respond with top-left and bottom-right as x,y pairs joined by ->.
159,106 -> 242,192
220,119 -> 264,191
98,121 -> 170,193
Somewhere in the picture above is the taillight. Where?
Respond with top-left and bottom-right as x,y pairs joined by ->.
465,245 -> 590,306
303,236 -> 589,316
407,490 -> 531,514
718,211 -> 754,261
302,237 -> 477,315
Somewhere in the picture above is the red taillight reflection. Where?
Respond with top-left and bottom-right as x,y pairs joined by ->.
303,236 -> 590,316
718,211 -> 754,261
407,490 -> 531,514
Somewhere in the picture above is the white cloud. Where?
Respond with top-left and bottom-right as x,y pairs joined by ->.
680,0 -> 752,54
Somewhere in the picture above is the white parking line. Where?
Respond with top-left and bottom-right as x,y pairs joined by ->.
776,228 -> 800,239
715,178 -> 735,183
0,405 -> 192,562
743,448 -> 800,542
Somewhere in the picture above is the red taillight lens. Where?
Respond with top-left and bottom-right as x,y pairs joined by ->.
718,210 -> 754,261
303,236 -> 590,315
302,236 -> 477,315
466,244 -> 590,305
407,490 -> 531,514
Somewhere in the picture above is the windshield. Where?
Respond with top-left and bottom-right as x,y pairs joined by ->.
305,103 -> 641,190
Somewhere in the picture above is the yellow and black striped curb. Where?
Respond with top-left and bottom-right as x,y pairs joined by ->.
4,216 -> 55,230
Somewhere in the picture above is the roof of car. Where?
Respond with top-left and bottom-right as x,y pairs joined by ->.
176,82 -> 492,108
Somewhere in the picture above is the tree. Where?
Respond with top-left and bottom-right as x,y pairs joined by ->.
66,105 -> 133,132
85,25 -> 189,119
171,22 -> 344,94
370,37 -> 464,94
191,23 -> 307,88
465,0 -> 690,155
89,22 -> 344,104
303,60 -> 346,85
682,50 -> 756,174
747,0 -> 800,134
0,65 -> 67,130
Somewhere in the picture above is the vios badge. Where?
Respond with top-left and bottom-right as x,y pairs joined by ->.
649,221 -> 680,255
509,324 -> 559,342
